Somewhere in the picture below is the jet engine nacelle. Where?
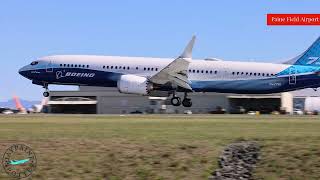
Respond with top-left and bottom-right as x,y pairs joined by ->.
117,75 -> 153,95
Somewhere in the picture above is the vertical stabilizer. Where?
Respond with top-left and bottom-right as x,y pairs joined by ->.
13,96 -> 27,113
284,36 -> 320,66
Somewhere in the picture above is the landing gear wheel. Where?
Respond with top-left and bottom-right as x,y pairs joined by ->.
43,91 -> 49,97
171,97 -> 181,106
182,98 -> 192,107
42,83 -> 50,97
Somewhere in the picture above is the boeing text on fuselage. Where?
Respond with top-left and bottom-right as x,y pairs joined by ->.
56,71 -> 95,79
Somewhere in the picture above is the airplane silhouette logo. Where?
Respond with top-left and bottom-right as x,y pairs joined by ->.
9,159 -> 29,165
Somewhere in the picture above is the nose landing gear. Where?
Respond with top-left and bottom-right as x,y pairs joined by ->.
43,91 -> 49,97
43,83 -> 50,97
170,92 -> 192,107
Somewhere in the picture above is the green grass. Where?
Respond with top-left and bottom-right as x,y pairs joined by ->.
0,115 -> 320,179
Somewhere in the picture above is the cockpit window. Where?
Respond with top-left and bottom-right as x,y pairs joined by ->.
30,61 -> 39,65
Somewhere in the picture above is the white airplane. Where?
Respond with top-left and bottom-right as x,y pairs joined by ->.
29,97 -> 48,113
19,36 -> 320,107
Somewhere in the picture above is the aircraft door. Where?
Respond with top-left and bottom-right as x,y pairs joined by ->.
288,66 -> 296,85
46,61 -> 53,72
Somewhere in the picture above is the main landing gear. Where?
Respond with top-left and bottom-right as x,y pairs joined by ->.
170,92 -> 192,107
43,83 -> 50,97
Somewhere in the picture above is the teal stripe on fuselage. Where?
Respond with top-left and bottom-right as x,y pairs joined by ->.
277,65 -> 320,76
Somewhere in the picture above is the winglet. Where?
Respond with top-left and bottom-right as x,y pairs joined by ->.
179,35 -> 196,59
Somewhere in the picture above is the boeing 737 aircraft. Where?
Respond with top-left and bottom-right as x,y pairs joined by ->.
19,36 -> 320,107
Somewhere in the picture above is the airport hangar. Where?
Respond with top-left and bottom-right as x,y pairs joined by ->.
45,86 -> 316,114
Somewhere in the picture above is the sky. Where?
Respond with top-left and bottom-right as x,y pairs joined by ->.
1,0 -> 320,101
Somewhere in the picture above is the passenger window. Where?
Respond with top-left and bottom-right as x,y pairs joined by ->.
115,66 -> 118,69
201,70 -> 204,73
254,73 -> 256,76
123,66 -> 126,70
193,70 -> 195,73
215,71 -> 217,74
205,70 -> 208,73
144,67 -> 146,70
87,65 -> 89,68
156,68 -> 158,71
148,68 -> 150,71
111,66 -> 113,69
197,70 -> 199,73
127,67 -> 130,70
232,72 -> 235,75
75,65 -> 77,67
136,67 -> 139,70
67,64 -> 70,67
210,71 -> 212,74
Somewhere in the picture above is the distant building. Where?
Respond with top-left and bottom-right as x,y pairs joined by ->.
47,86 -> 318,114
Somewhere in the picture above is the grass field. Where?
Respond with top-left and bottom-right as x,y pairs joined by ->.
1,115 -> 320,180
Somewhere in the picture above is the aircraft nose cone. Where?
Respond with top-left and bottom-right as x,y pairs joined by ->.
18,66 -> 28,77
18,68 -> 23,75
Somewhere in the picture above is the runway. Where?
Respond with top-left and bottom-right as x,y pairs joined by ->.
0,114 -> 319,179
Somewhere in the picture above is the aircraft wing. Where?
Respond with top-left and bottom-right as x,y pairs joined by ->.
149,36 -> 196,90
